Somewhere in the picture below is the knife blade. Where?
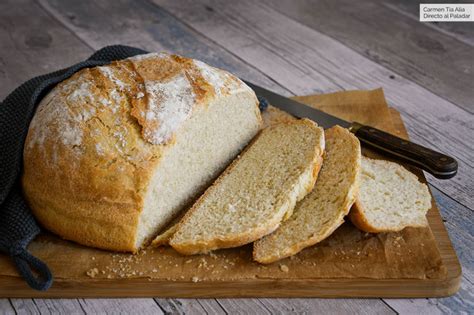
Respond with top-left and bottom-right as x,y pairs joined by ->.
246,82 -> 458,179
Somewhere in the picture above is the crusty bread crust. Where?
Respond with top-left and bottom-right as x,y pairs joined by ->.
22,52 -> 261,252
169,119 -> 325,255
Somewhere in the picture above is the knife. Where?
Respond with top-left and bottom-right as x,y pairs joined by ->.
246,82 -> 458,179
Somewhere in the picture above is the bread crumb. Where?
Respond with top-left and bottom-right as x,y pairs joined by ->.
192,276 -> 199,283
91,256 -> 95,260
279,264 -> 289,273
185,259 -> 193,264
86,268 -> 99,278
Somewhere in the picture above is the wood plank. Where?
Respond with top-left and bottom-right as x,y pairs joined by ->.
386,277 -> 474,314
0,300 -> 15,315
155,0 -> 474,210
258,298 -> 396,314
261,0 -> 474,113
78,298 -> 164,314
36,0 -> 287,96
9,299 -> 40,314
7,299 -> 163,314
2,297 -> 398,314
196,299 -> 227,314
0,0 -> 92,99
31,299 -> 85,314
215,299 -> 271,314
384,0 -> 474,46
0,276 -> 460,298
154,298 -> 225,314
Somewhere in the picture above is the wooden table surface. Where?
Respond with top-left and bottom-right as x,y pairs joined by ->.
0,0 -> 472,313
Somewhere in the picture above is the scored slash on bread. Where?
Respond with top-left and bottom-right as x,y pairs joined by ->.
169,119 -> 325,255
349,157 -> 432,233
253,126 -> 361,264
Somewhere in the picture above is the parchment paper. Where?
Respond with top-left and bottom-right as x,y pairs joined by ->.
0,88 -> 446,283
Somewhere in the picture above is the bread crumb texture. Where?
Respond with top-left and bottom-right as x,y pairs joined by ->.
170,119 -> 325,254
349,157 -> 432,232
253,126 -> 361,263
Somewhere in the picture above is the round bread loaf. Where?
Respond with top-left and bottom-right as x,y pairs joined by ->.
22,52 -> 262,252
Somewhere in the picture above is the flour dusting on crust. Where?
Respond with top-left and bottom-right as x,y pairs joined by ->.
28,80 -> 90,149
193,60 -> 250,96
98,66 -> 127,90
141,74 -> 196,144
193,60 -> 225,96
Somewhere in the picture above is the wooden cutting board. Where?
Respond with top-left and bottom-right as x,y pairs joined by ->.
0,89 -> 461,298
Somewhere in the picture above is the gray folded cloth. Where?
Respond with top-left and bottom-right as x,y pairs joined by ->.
0,45 -> 148,291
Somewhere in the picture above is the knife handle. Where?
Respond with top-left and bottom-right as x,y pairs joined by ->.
350,122 -> 458,179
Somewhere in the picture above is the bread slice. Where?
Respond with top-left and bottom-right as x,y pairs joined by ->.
169,119 -> 325,255
349,157 -> 431,233
253,126 -> 361,264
